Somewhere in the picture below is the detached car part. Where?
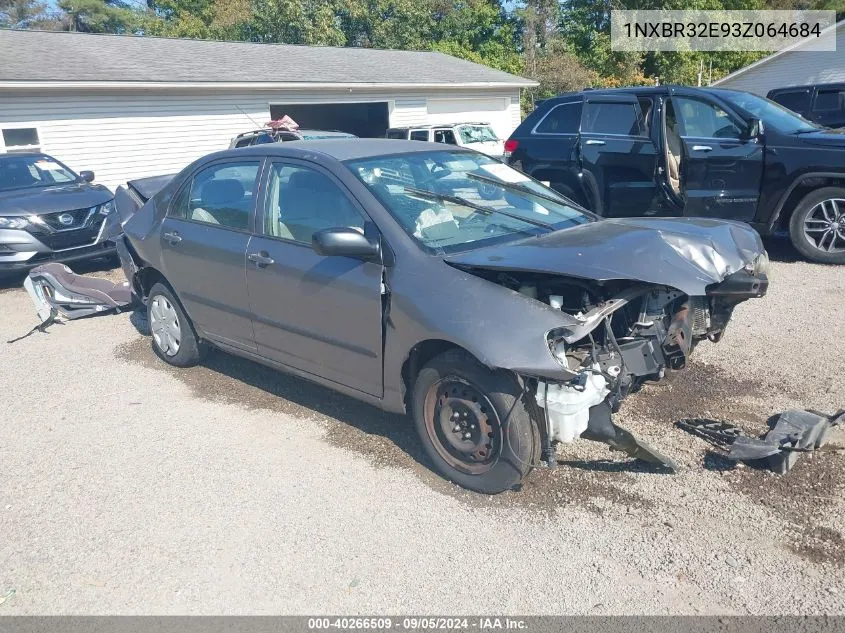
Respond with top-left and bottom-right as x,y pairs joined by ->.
12,263 -> 133,343
677,410 -> 843,474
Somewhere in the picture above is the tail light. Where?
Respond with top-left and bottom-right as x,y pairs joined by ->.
503,139 -> 519,157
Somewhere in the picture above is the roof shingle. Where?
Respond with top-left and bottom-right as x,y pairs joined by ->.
0,29 -> 534,86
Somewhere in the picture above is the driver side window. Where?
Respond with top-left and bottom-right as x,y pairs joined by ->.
262,163 -> 365,244
674,97 -> 743,139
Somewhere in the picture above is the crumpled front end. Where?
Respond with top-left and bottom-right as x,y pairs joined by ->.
460,252 -> 769,468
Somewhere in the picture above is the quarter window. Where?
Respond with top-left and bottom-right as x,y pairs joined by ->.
263,163 -> 365,244
170,161 -> 260,229
673,97 -> 743,139
2,127 -> 41,153
534,102 -> 582,134
582,102 -> 643,136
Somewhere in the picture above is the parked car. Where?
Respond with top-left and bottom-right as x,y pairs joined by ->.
768,83 -> 845,129
506,86 -> 845,263
386,123 -> 505,158
229,128 -> 356,149
114,139 -> 768,494
0,152 -> 115,276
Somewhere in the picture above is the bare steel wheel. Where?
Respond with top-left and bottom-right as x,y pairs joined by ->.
411,349 -> 540,494
803,198 -> 845,254
150,294 -> 181,356
790,187 -> 845,264
423,377 -> 502,475
147,282 -> 206,367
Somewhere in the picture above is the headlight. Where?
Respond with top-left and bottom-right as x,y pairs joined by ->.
745,251 -> 770,276
0,216 -> 29,230
98,201 -> 115,216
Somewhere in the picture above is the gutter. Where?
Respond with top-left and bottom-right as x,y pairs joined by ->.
0,80 -> 538,91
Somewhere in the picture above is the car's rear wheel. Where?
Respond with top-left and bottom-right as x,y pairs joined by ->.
148,282 -> 205,367
411,349 -> 540,494
789,187 -> 845,264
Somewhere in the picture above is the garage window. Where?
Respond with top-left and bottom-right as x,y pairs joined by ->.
2,127 -> 41,153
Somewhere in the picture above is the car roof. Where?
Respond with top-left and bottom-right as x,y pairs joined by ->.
389,123 -> 491,130
768,82 -> 845,94
227,138 -> 472,161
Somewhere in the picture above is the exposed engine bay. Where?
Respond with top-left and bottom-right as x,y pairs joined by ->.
465,264 -> 770,467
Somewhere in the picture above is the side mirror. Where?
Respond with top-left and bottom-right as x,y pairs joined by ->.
312,227 -> 380,262
744,118 -> 764,140
79,170 -> 95,183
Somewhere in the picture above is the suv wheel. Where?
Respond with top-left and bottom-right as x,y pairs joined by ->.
789,187 -> 845,264
411,349 -> 540,494
148,282 -> 206,367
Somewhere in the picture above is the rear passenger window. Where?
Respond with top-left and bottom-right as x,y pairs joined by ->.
171,161 -> 261,230
771,90 -> 811,112
813,88 -> 845,112
386,130 -> 407,139
434,129 -> 457,144
582,102 -> 643,136
534,102 -> 582,134
410,130 -> 429,141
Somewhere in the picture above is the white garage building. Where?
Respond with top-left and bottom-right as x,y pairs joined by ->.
713,19 -> 845,96
0,30 -> 533,190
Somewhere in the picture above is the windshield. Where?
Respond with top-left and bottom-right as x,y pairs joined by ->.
0,154 -> 79,192
346,150 -> 593,253
457,125 -> 499,144
718,90 -> 820,133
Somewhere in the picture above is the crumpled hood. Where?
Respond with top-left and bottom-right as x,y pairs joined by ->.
444,217 -> 765,296
0,182 -> 112,216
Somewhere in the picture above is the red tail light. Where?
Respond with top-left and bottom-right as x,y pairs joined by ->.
504,139 -> 519,155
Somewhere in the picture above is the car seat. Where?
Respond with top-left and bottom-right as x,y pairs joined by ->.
281,169 -> 362,242
664,103 -> 683,196
193,178 -> 249,228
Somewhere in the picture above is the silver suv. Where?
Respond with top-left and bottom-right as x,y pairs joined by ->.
386,123 -> 505,158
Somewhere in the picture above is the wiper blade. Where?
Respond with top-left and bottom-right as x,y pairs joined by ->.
403,186 -> 556,231
466,171 -> 585,211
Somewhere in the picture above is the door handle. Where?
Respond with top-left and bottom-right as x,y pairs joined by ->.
248,252 -> 275,267
585,139 -> 606,146
692,145 -> 713,152
163,231 -> 182,244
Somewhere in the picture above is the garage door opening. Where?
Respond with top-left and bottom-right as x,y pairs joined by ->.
269,102 -> 390,138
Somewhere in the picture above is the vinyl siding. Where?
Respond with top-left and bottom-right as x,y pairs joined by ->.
714,27 -> 845,96
0,87 -> 523,191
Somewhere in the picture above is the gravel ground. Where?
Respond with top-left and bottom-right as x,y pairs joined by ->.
0,241 -> 843,615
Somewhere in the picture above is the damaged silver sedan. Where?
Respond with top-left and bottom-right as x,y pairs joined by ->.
115,140 -> 768,494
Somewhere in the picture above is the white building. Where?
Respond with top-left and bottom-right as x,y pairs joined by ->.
713,19 -> 845,96
0,30 -> 534,190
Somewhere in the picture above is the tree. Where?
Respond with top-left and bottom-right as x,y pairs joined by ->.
57,0 -> 141,33
0,0 -> 53,28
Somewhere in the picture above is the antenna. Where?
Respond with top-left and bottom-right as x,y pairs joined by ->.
235,105 -> 262,129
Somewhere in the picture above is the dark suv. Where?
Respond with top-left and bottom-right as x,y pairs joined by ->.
768,83 -> 845,130
506,86 -> 845,263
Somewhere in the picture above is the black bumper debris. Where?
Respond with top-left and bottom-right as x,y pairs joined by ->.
677,410 -> 843,474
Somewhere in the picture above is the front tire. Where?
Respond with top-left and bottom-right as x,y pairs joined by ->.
148,282 -> 205,367
789,187 -> 845,264
411,349 -> 540,494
